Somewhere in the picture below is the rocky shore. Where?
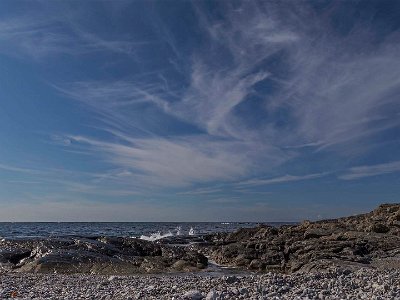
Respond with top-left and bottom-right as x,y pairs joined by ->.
1,204 -> 399,275
0,203 -> 399,299
0,236 -> 207,275
198,203 -> 400,273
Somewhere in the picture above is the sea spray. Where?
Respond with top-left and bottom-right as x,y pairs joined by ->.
139,226 -> 197,241
175,226 -> 181,236
189,227 -> 195,236
139,231 -> 173,241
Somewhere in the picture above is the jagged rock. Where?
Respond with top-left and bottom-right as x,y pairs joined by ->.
198,203 -> 400,273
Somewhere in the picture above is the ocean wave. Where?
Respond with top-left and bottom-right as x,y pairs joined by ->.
140,227 -> 196,241
139,231 -> 174,241
188,227 -> 195,236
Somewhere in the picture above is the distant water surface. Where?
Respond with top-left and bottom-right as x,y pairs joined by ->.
0,222 -> 296,240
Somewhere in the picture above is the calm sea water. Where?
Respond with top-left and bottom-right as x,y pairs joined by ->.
0,222 -> 294,240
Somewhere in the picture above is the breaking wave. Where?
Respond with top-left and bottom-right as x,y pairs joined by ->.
139,231 -> 173,241
139,227 -> 196,241
189,227 -> 195,236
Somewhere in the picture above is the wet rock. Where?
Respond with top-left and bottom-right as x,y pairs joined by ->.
0,249 -> 31,265
0,236 -> 207,275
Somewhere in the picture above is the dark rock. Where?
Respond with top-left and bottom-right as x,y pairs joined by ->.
0,236 -> 207,275
224,275 -> 239,284
0,249 -> 31,265
249,259 -> 265,270
199,203 -> 400,273
304,229 -> 333,239
370,223 -> 390,233
183,290 -> 203,300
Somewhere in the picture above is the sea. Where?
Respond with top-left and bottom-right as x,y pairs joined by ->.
0,222 -> 295,241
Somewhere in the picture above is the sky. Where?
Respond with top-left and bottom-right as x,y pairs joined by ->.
0,0 -> 400,222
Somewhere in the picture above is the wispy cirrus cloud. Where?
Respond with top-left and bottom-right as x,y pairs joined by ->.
0,161 -> 145,199
177,186 -> 223,196
190,2 -> 400,151
50,1 -> 400,191
47,2 -> 305,189
0,163 -> 43,174
238,172 -> 329,187
340,160 -> 400,180
2,1 -> 400,221
66,134 -> 287,187
0,12 -> 148,60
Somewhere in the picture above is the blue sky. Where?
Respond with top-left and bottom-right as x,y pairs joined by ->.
0,0 -> 400,221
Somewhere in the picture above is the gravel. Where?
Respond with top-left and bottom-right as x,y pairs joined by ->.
0,268 -> 399,299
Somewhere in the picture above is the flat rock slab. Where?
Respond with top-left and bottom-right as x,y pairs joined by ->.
0,236 -> 207,274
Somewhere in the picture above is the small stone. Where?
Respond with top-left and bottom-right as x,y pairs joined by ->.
224,275 -> 239,284
183,290 -> 203,300
206,290 -> 217,300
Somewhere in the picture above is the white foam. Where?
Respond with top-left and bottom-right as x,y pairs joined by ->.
188,227 -> 195,236
175,226 -> 181,236
139,226 -> 196,241
139,231 -> 173,241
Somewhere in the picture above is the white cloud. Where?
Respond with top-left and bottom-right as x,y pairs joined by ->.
177,187 -> 223,195
0,163 -> 42,174
50,1 -> 400,190
238,172 -> 329,187
50,134 -> 72,146
189,2 -> 400,151
0,12 -> 148,60
3,1 -> 398,195
340,161 -> 400,180
67,134 -> 287,187
174,62 -> 270,138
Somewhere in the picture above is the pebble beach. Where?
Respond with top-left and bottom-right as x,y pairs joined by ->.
1,268 -> 399,300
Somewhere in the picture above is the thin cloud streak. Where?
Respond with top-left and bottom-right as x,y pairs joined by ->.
238,172 -> 329,187
0,13 -> 149,60
0,162 -> 145,199
340,161 -> 400,180
0,163 -> 44,175
177,187 -> 223,195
